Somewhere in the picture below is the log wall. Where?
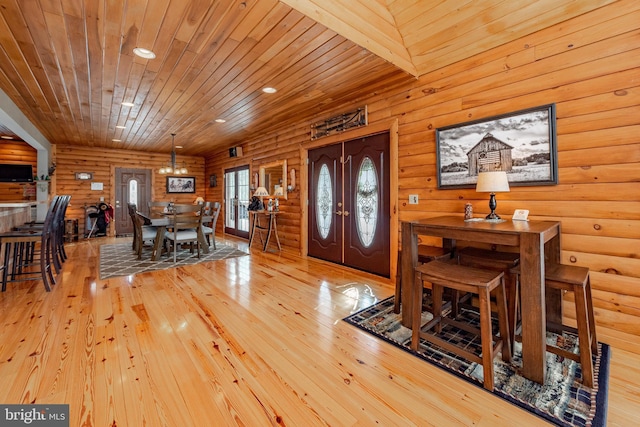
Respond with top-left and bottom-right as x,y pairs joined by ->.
53,145 -> 205,233
205,1 -> 640,352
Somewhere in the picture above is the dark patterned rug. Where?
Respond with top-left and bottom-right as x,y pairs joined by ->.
99,242 -> 248,279
344,296 -> 610,427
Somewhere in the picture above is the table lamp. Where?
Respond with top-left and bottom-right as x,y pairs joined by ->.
254,186 -> 269,210
476,171 -> 510,220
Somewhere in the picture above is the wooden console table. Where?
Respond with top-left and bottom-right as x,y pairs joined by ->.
401,216 -> 561,385
249,211 -> 281,252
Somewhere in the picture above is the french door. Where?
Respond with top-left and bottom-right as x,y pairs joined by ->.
224,165 -> 250,238
114,168 -> 152,236
308,132 -> 390,277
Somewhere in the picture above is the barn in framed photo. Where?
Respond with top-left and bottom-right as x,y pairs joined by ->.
436,104 -> 557,189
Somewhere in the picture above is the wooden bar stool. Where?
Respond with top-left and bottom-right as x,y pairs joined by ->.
412,260 -> 512,391
457,247 -> 520,345
394,245 -> 451,314
512,263 -> 598,387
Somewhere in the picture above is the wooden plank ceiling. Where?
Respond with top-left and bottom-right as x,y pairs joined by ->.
0,0 -> 614,156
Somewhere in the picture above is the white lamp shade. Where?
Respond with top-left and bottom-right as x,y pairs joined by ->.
194,196 -> 205,204
254,186 -> 269,197
273,186 -> 284,196
476,171 -> 510,193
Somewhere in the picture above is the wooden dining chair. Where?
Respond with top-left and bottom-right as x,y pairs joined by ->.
148,201 -> 170,216
133,212 -> 159,260
127,203 -> 139,250
201,201 -> 221,250
164,204 -> 204,262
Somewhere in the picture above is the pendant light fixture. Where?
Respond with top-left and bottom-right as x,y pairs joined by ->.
159,133 -> 188,175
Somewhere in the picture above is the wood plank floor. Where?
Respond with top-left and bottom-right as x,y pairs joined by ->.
0,236 -> 638,426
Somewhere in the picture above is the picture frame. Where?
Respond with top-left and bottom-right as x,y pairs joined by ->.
209,174 -> 217,187
435,104 -> 557,189
166,176 -> 196,193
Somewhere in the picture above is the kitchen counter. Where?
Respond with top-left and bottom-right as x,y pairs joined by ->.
0,202 -> 36,232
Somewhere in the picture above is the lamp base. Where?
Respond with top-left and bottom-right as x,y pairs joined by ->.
486,192 -> 500,220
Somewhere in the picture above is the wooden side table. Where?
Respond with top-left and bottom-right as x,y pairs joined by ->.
249,210 -> 281,252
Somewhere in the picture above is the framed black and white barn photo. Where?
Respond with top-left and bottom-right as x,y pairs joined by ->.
436,104 -> 558,189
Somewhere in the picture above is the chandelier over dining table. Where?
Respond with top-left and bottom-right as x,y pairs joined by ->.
159,133 -> 188,174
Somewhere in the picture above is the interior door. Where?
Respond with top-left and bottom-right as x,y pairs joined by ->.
115,168 -> 152,236
224,165 -> 250,238
343,133 -> 390,274
308,132 -> 390,277
308,144 -> 343,264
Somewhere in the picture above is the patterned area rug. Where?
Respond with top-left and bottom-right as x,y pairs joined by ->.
344,297 -> 610,427
100,242 -> 248,279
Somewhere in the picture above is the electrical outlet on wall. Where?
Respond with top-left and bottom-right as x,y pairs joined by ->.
409,194 -> 419,204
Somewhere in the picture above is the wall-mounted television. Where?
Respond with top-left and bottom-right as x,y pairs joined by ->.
0,164 -> 34,182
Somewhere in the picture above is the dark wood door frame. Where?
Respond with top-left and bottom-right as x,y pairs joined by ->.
301,118 -> 399,278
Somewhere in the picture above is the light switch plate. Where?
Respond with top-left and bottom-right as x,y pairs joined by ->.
409,195 -> 418,204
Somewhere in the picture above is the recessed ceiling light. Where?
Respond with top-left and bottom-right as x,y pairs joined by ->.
215,118 -> 226,123
175,145 -> 183,149
112,139 -> 121,142
1,135 -> 14,139
133,47 -> 156,59
262,87 -> 277,94
115,125 -> 126,129
121,102 -> 135,107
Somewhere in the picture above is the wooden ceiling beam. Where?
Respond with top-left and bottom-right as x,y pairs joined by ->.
281,0 -> 418,77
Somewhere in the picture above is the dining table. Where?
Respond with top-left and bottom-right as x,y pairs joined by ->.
400,215 -> 562,385
137,210 -> 212,261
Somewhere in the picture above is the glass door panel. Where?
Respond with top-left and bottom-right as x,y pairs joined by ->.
224,165 -> 250,238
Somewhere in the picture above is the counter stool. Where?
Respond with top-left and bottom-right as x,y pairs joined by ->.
412,260 -> 512,391
394,245 -> 451,314
512,263 -> 598,387
1,197 -> 58,292
457,247 -> 520,345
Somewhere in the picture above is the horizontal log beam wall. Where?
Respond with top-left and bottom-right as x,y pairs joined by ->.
54,145 -> 205,234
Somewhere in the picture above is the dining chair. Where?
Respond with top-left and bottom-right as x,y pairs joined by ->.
164,204 -> 204,262
201,201 -> 221,250
133,212 -> 159,260
148,201 -> 171,216
127,203 -> 139,250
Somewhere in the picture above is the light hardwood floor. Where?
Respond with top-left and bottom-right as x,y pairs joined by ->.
0,237 -> 638,426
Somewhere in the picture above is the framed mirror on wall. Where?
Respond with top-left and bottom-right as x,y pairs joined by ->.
259,160 -> 287,199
